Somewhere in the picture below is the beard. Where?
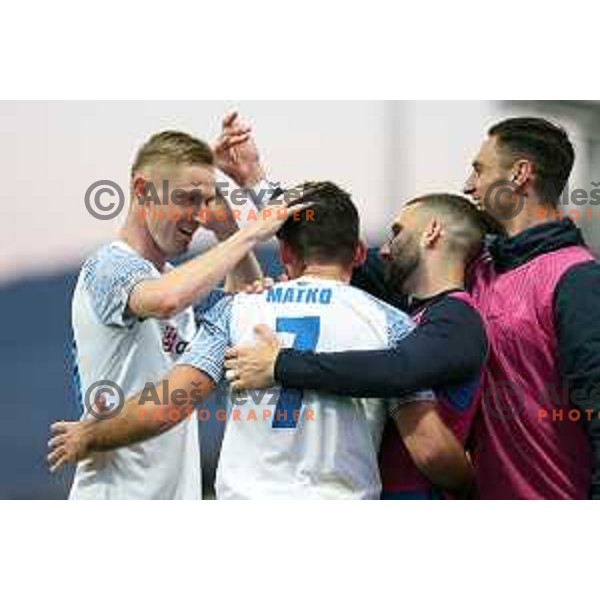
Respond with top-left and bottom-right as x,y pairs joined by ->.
383,237 -> 421,295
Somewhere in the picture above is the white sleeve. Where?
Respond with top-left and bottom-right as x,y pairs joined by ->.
178,296 -> 233,384
81,245 -> 157,327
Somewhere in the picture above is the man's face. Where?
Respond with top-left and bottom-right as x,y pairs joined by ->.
379,205 -> 422,295
140,163 -> 217,258
463,136 -> 516,218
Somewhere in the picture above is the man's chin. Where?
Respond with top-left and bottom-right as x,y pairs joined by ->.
174,235 -> 194,253
383,275 -> 407,297
161,241 -> 188,259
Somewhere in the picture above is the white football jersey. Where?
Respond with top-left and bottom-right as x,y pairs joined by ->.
70,241 -> 201,499
180,275 -> 431,499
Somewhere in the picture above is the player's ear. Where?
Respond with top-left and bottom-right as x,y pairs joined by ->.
511,158 -> 533,191
422,219 -> 442,249
279,240 -> 294,269
352,240 -> 367,268
132,173 -> 147,202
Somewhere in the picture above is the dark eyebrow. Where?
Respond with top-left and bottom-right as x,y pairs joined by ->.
189,188 -> 213,204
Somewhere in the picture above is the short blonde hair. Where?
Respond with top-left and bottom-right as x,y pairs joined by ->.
131,130 -> 213,178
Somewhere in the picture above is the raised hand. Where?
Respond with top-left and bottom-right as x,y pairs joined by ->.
213,110 -> 265,189
247,198 -> 315,243
244,181 -> 323,243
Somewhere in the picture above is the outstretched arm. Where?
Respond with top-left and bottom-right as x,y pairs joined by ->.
48,365 -> 215,471
224,296 -> 487,398
50,293 -> 238,472
129,226 -> 259,320
129,111 -> 277,318
129,196 -> 310,320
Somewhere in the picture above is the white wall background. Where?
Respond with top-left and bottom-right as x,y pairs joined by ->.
0,101 -> 388,282
0,100 -> 597,284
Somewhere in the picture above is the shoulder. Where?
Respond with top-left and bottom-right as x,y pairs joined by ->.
76,242 -> 158,327
345,283 -> 412,319
80,242 -> 157,287
497,246 -> 596,300
426,292 -> 486,327
413,293 -> 488,352
430,292 -> 482,322
199,294 -> 235,329
346,286 -> 415,344
557,258 -> 600,287
82,242 -> 141,270
555,258 -> 600,308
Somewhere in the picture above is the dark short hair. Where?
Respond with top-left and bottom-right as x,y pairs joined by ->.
276,181 -> 360,266
489,117 -> 574,206
407,193 -> 502,234
406,193 -> 500,260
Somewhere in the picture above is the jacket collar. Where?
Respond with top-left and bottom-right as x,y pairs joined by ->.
489,218 -> 585,273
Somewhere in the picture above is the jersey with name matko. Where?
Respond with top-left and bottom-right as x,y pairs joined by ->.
180,276 -> 433,499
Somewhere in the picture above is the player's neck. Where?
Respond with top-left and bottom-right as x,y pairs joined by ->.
300,264 -> 352,284
504,200 -> 557,237
119,209 -> 168,271
408,259 -> 465,300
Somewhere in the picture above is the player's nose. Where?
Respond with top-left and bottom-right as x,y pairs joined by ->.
463,172 -> 476,195
379,243 -> 391,260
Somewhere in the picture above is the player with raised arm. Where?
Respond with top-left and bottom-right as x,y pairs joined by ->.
66,112 -> 292,499
50,183 -> 473,499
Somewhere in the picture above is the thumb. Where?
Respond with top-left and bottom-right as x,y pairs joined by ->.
253,324 -> 279,346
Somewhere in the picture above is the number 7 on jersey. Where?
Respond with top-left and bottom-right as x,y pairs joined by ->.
272,316 -> 320,429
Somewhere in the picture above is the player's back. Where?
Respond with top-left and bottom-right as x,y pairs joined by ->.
216,275 -> 416,499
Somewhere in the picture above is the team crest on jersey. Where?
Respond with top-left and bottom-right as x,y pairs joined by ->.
161,325 -> 190,356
